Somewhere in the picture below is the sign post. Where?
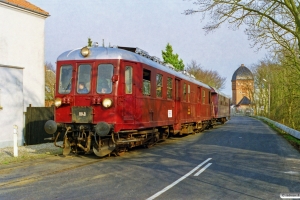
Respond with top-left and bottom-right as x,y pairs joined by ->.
13,125 -> 18,157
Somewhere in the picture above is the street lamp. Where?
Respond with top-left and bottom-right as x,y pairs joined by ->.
263,79 -> 270,117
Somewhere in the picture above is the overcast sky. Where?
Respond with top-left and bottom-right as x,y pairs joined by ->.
30,0 -> 267,96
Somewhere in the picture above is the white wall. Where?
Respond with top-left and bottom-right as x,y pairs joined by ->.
0,3 -> 47,147
0,4 -> 46,110
0,67 -> 24,147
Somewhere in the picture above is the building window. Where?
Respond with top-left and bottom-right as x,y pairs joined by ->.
156,74 -> 163,97
143,69 -> 151,96
167,77 -> 173,99
202,90 -> 205,104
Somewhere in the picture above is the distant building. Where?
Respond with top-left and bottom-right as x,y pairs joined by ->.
0,0 -> 49,147
231,64 -> 254,114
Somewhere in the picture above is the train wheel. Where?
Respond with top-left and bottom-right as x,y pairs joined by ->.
93,138 -> 115,157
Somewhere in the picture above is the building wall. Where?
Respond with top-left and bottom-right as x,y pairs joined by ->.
232,79 -> 254,105
0,3 -> 47,147
0,67 -> 24,147
0,4 -> 46,110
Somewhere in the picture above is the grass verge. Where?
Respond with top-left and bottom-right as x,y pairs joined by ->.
0,148 -> 62,165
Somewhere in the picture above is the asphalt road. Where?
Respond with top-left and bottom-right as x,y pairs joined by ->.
0,116 -> 299,200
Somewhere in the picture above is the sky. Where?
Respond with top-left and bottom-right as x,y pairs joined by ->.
30,0 -> 267,97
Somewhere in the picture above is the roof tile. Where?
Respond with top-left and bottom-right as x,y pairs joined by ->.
3,0 -> 49,16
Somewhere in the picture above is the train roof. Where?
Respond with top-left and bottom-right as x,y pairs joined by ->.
57,45 -> 211,89
210,87 -> 230,99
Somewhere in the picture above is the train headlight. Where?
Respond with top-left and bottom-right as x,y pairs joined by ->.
80,47 -> 90,57
102,98 -> 113,108
54,98 -> 62,108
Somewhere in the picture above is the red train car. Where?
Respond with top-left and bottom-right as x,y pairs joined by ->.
45,44 -> 228,157
210,87 -> 231,124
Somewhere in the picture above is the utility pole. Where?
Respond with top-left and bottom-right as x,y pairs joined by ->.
263,79 -> 270,117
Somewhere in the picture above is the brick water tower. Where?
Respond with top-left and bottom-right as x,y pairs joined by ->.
231,64 -> 254,106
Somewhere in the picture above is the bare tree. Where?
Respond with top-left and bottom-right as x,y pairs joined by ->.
186,60 -> 226,90
45,62 -> 56,106
45,61 -> 55,72
252,56 -> 300,130
184,0 -> 300,55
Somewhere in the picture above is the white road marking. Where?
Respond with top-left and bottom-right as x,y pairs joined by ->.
284,171 -> 299,175
194,163 -> 212,176
146,158 -> 212,200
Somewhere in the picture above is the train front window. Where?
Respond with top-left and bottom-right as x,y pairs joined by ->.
77,64 -> 91,94
58,65 -> 73,94
97,64 -> 113,94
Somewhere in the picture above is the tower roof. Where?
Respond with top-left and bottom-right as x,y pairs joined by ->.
231,64 -> 253,81
237,96 -> 251,106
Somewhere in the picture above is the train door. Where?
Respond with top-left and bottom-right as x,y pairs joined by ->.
122,62 -> 136,122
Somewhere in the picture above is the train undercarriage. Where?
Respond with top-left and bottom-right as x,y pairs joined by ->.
45,119 -> 226,157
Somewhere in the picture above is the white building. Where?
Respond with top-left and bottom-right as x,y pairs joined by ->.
0,0 -> 49,148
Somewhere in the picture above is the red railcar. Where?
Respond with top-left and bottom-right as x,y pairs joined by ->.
210,87 -> 231,124
45,45 -> 229,157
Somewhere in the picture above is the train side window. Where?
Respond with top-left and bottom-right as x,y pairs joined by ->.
125,66 -> 132,94
202,90 -> 206,104
183,83 -> 186,101
77,64 -> 91,94
97,64 -> 113,94
167,77 -> 173,99
59,65 -> 73,94
156,74 -> 163,97
188,84 -> 190,102
143,69 -> 151,96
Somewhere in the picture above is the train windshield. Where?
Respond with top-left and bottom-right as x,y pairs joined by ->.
77,64 -> 91,94
97,64 -> 113,94
58,65 -> 73,94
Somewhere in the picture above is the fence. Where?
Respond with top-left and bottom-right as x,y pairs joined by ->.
25,106 -> 54,145
257,116 -> 300,140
